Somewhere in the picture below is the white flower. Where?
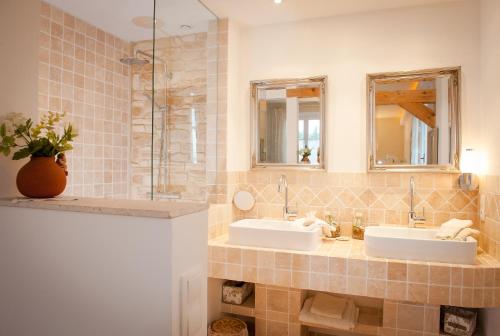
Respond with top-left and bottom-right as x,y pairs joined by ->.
0,112 -> 27,135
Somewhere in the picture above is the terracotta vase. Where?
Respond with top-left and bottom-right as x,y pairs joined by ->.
16,156 -> 67,198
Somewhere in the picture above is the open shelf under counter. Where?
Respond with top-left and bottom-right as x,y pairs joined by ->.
302,306 -> 383,336
221,292 -> 256,318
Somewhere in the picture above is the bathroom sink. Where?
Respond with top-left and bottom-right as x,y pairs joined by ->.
364,226 -> 477,265
228,219 -> 322,251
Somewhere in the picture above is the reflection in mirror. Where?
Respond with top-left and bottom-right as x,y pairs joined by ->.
368,68 -> 460,171
252,77 -> 326,168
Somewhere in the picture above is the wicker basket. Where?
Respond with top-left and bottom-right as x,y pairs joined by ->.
208,318 -> 248,336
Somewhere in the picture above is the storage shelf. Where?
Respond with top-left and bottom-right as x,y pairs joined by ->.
301,307 -> 383,336
221,293 -> 256,318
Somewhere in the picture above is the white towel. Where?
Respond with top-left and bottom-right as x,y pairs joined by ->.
299,296 -> 359,331
435,219 -> 473,240
294,217 -> 327,229
454,228 -> 480,241
310,293 -> 348,319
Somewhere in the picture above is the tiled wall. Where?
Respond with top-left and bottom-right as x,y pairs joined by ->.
213,171 -> 478,236
253,284 -> 304,336
38,1 -> 130,197
480,175 -> 500,259
208,19 -> 230,204
129,31 -> 216,201
208,203 -> 234,239
383,300 -> 440,336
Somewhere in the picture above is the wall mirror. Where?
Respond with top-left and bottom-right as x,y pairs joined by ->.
367,67 -> 460,172
251,76 -> 326,169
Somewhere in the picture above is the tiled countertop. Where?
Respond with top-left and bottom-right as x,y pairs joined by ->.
209,235 -> 500,308
0,197 -> 208,219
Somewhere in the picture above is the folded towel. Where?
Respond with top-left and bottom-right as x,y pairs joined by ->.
310,293 -> 348,319
454,228 -> 480,241
299,296 -> 359,331
435,219 -> 473,240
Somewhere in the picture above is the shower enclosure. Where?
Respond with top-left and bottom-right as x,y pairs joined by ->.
38,0 -> 218,201
126,0 -> 219,202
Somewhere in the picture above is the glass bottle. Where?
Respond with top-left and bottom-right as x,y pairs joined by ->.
352,212 -> 365,240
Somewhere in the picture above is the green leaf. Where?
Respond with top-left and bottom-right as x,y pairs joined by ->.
12,147 -> 31,160
0,124 -> 5,137
1,147 -> 10,156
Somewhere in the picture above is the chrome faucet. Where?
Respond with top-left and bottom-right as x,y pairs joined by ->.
278,175 -> 297,221
408,176 -> 426,228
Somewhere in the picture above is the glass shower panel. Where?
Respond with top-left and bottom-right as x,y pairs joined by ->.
149,0 -> 219,202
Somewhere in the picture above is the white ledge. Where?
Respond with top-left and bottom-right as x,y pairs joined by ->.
0,197 -> 208,219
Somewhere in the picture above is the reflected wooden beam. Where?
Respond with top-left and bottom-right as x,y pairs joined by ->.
399,102 -> 436,128
286,87 -> 320,98
376,89 -> 436,105
259,100 -> 267,112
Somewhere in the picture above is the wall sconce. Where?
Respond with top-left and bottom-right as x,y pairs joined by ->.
459,148 -> 479,191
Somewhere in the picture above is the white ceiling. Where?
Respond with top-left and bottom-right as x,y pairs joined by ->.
45,0 -> 461,41
45,0 -> 217,42
201,0 -> 460,26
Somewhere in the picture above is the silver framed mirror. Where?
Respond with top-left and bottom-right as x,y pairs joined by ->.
367,67 -> 461,172
250,76 -> 327,169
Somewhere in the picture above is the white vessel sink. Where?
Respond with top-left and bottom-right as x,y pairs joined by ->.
365,226 -> 477,265
228,219 -> 322,251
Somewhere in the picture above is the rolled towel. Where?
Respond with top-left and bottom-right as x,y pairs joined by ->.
454,228 -> 480,241
435,219 -> 473,240
310,293 -> 348,319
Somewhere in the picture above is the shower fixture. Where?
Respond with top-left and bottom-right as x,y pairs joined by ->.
119,50 -> 154,66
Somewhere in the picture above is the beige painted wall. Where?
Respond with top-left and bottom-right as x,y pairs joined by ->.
479,0 -> 500,333
479,0 -> 500,176
227,0 -> 481,172
0,0 -> 40,197
375,117 -> 405,163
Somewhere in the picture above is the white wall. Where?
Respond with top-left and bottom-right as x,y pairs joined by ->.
227,0 -> 481,172
0,206 -> 208,336
0,0 -> 39,196
479,0 -> 500,176
479,0 -> 500,332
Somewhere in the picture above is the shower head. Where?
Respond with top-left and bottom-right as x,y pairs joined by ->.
119,50 -> 154,66
119,57 -> 149,65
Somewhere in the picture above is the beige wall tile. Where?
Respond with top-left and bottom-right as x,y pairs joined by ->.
292,254 -> 310,272
428,285 -> 450,305
387,281 -> 407,301
348,258 -> 367,277
275,252 -> 291,270
408,283 -> 429,303
429,265 -> 450,286
367,260 -> 388,279
242,249 -> 258,266
310,255 -> 329,273
408,263 -> 429,284
397,303 -> 424,331
388,262 -> 407,281
267,289 -> 289,313
367,279 -> 387,298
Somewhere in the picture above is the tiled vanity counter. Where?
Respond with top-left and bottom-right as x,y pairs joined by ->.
209,236 -> 500,335
209,236 -> 500,308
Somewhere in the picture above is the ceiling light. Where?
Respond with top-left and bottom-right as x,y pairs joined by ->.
274,0 -> 283,4
180,25 -> 192,31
